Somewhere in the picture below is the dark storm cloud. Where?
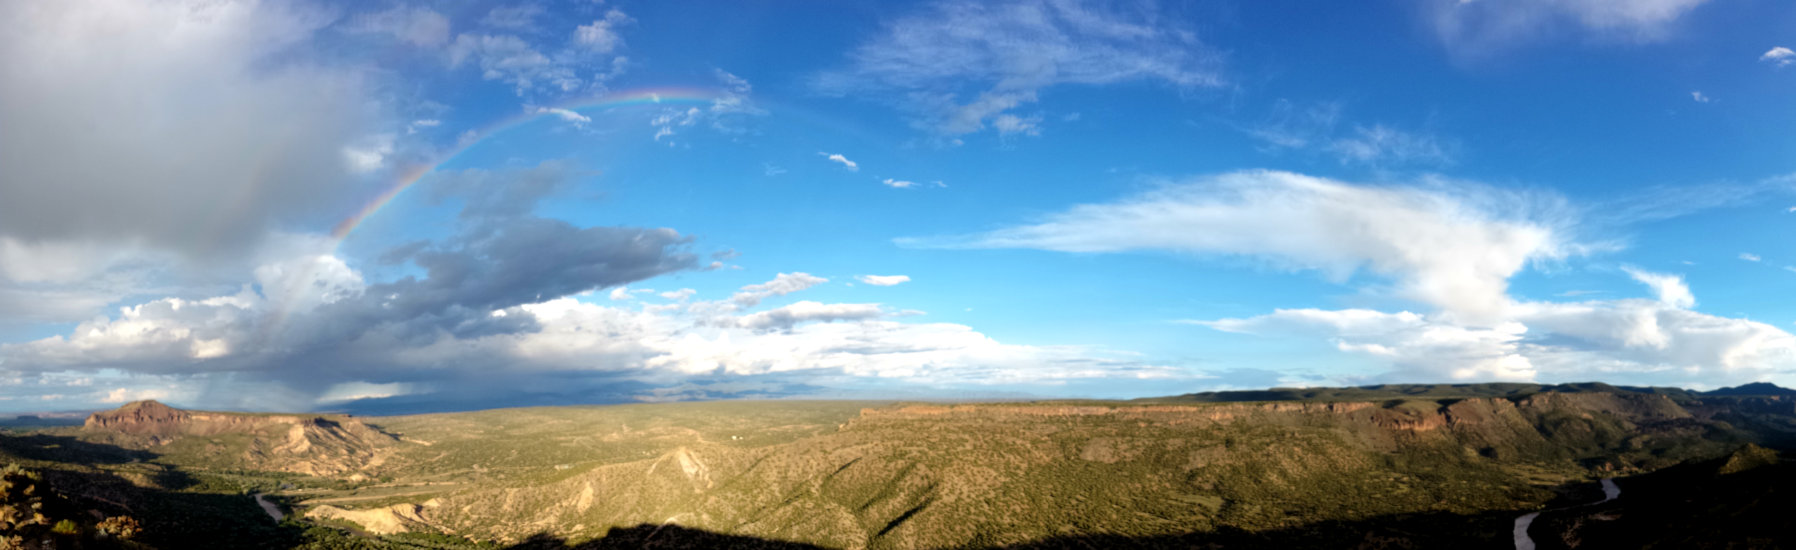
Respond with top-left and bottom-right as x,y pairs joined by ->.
1,161 -> 699,398
0,0 -> 373,259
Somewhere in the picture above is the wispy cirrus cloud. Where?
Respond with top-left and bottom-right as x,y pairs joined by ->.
1423,0 -> 1714,58
816,0 -> 1224,137
857,275 -> 911,286
347,4 -> 451,47
1241,100 -> 1456,168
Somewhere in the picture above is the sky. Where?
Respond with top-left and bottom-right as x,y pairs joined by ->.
2,0 -> 1795,414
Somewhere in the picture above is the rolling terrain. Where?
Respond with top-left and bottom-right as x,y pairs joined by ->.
1,383 -> 1793,549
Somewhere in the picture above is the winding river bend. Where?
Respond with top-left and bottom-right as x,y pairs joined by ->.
1513,478 -> 1619,550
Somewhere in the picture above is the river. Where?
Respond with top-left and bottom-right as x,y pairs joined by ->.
1513,478 -> 1619,550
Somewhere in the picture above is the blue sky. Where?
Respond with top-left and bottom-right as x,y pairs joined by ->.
1,0 -> 1794,413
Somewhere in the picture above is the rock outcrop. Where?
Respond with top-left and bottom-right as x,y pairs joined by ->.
82,400 -> 398,476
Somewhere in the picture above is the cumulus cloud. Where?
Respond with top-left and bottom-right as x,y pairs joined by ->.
1202,309 -> 1537,381
820,152 -> 860,171
482,4 -> 545,31
1,261 -> 1174,410
1202,293 -> 1796,386
575,9 -> 632,54
1424,0 -> 1713,56
446,8 -> 634,97
1691,91 -> 1711,103
882,178 -> 917,188
857,275 -> 911,286
817,0 -> 1223,136
1761,46 -> 1795,67
1622,267 -> 1694,308
448,33 -> 573,93
905,170 -> 1572,324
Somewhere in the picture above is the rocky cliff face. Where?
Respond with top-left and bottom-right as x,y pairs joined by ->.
83,400 -> 189,435
82,400 -> 398,476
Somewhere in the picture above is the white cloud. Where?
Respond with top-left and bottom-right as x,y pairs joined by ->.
731,273 -> 828,307
482,4 -> 545,30
820,152 -> 860,171
1242,102 -> 1452,167
882,179 -> 917,188
1327,125 -> 1454,166
448,33 -> 577,94
659,288 -> 697,301
316,381 -> 417,403
818,0 -> 1223,136
1186,214 -> 1791,386
1204,296 -> 1796,386
1691,91 -> 1711,103
1425,0 -> 1713,56
533,106 -> 591,125
1740,253 -> 1762,262
342,133 -> 396,174
992,114 -> 1042,136
645,70 -> 761,142
575,9 -> 632,54
857,275 -> 912,286
1761,46 -> 1795,67
102,387 -> 172,404
1202,309 -> 1537,381
907,170 -> 1573,324
407,119 -> 442,135
347,5 -> 451,47
1622,267 -> 1694,309
2,258 -> 1177,408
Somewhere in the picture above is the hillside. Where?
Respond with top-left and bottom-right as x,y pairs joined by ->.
1,384 -> 1794,549
79,400 -> 400,476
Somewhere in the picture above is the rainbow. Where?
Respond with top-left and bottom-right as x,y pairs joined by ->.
329,87 -> 726,241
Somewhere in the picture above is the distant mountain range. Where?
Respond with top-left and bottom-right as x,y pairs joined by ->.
1152,381 -> 1796,403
